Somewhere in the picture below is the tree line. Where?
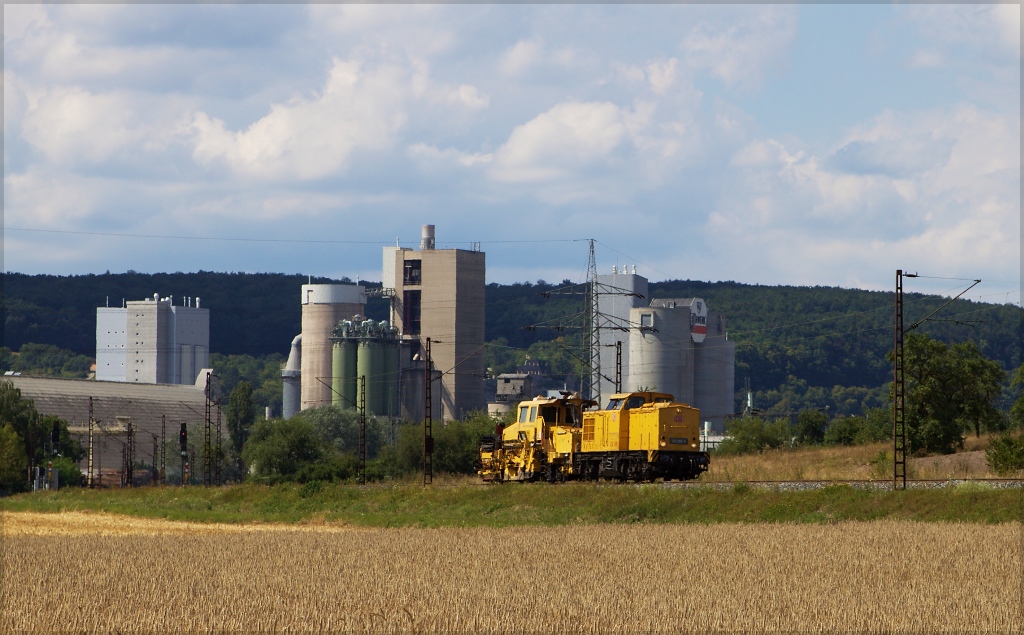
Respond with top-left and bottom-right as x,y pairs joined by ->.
3,271 -> 1021,418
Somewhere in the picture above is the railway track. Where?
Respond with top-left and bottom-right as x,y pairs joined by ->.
661,478 -> 1024,490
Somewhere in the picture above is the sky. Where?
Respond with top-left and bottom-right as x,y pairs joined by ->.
3,4 -> 1021,304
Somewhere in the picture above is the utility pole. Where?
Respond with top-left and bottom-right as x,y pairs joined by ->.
614,341 -> 622,394
151,434 -> 158,485
215,401 -> 222,486
358,375 -> 367,485
125,419 -> 134,488
204,373 -> 212,487
586,239 -> 601,405
893,270 -> 907,491
894,271 -> 980,490
423,337 -> 433,485
179,422 -> 188,486
160,415 -> 166,485
87,397 -> 95,489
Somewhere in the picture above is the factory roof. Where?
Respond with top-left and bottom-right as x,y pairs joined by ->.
4,375 -> 210,435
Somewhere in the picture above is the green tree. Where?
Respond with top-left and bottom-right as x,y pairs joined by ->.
0,423 -> 28,492
985,432 -> 1024,475
794,409 -> 827,445
716,416 -> 790,455
225,381 -> 257,454
902,333 -> 1006,455
432,411 -> 501,474
1009,365 -> 1024,429
241,418 -> 323,480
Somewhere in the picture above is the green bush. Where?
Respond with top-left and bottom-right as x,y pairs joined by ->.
0,423 -> 28,493
242,418 -> 324,480
824,409 -> 891,446
716,417 -> 790,455
985,433 -> 1024,476
794,410 -> 827,445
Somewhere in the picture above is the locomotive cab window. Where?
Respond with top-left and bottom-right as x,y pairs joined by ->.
529,406 -> 537,422
624,396 -> 646,409
606,398 -> 623,410
519,407 -> 529,423
539,406 -> 558,424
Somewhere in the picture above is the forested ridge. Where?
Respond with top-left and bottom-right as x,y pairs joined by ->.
3,271 -> 1020,415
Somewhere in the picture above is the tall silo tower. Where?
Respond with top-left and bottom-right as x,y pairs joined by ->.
300,284 -> 366,411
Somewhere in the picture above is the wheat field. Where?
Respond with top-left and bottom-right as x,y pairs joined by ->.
2,512 -> 1020,634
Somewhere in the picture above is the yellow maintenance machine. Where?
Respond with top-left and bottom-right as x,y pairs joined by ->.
477,391 -> 709,482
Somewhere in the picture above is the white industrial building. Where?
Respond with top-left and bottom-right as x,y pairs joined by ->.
96,294 -> 209,385
593,269 -> 736,433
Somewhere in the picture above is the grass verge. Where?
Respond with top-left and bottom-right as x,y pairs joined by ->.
2,481 -> 1021,526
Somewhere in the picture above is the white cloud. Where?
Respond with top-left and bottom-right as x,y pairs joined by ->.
908,50 -> 944,69
902,5 -> 1021,61
500,39 -> 544,76
645,58 -> 678,96
19,85 -> 193,167
708,103 -> 1020,287
190,58 -> 408,181
680,6 -> 798,88
407,143 -> 493,169
489,101 -> 628,183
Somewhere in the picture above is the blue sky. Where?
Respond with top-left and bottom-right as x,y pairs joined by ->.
3,4 -> 1020,304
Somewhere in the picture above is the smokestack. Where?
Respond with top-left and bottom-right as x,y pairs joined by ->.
420,224 -> 435,251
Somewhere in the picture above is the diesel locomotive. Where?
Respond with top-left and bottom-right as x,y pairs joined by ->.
477,391 -> 709,482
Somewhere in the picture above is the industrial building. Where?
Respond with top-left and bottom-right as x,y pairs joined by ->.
593,269 -> 736,432
6,374 -> 212,485
595,267 -> 649,403
96,294 -> 209,384
385,225 -> 486,422
297,283 -> 366,411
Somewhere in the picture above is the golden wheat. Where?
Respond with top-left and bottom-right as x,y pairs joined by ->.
1,512 -> 1019,634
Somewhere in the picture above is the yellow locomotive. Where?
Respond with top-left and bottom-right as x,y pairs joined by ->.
477,391 -> 709,482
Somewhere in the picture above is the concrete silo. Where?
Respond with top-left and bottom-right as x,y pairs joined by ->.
627,304 -> 693,405
281,335 -> 301,419
628,298 -> 735,432
331,321 -> 358,409
300,284 -> 366,411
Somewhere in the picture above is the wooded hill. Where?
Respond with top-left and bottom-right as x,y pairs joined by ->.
3,271 -> 1020,415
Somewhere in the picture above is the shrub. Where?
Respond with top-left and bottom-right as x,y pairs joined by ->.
985,433 -> 1024,476
794,410 -> 826,446
716,417 -> 789,455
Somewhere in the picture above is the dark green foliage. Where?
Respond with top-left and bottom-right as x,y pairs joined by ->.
432,411 -> 502,474
0,423 -> 28,493
903,333 -> 1006,455
823,409 -> 891,446
295,455 -> 358,484
0,382 -> 82,492
289,406 -> 386,459
51,456 -> 84,487
241,418 -> 324,480
985,433 -> 1024,475
3,272 -> 1021,420
0,343 -> 93,378
210,352 -> 285,417
716,417 -> 790,455
2,271 -> 386,358
1009,365 -> 1024,429
794,410 -> 827,445
225,381 -> 257,454
0,381 -> 83,470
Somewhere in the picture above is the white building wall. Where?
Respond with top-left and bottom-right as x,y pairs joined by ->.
96,308 -> 129,382
97,297 -> 209,385
595,271 -> 648,404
